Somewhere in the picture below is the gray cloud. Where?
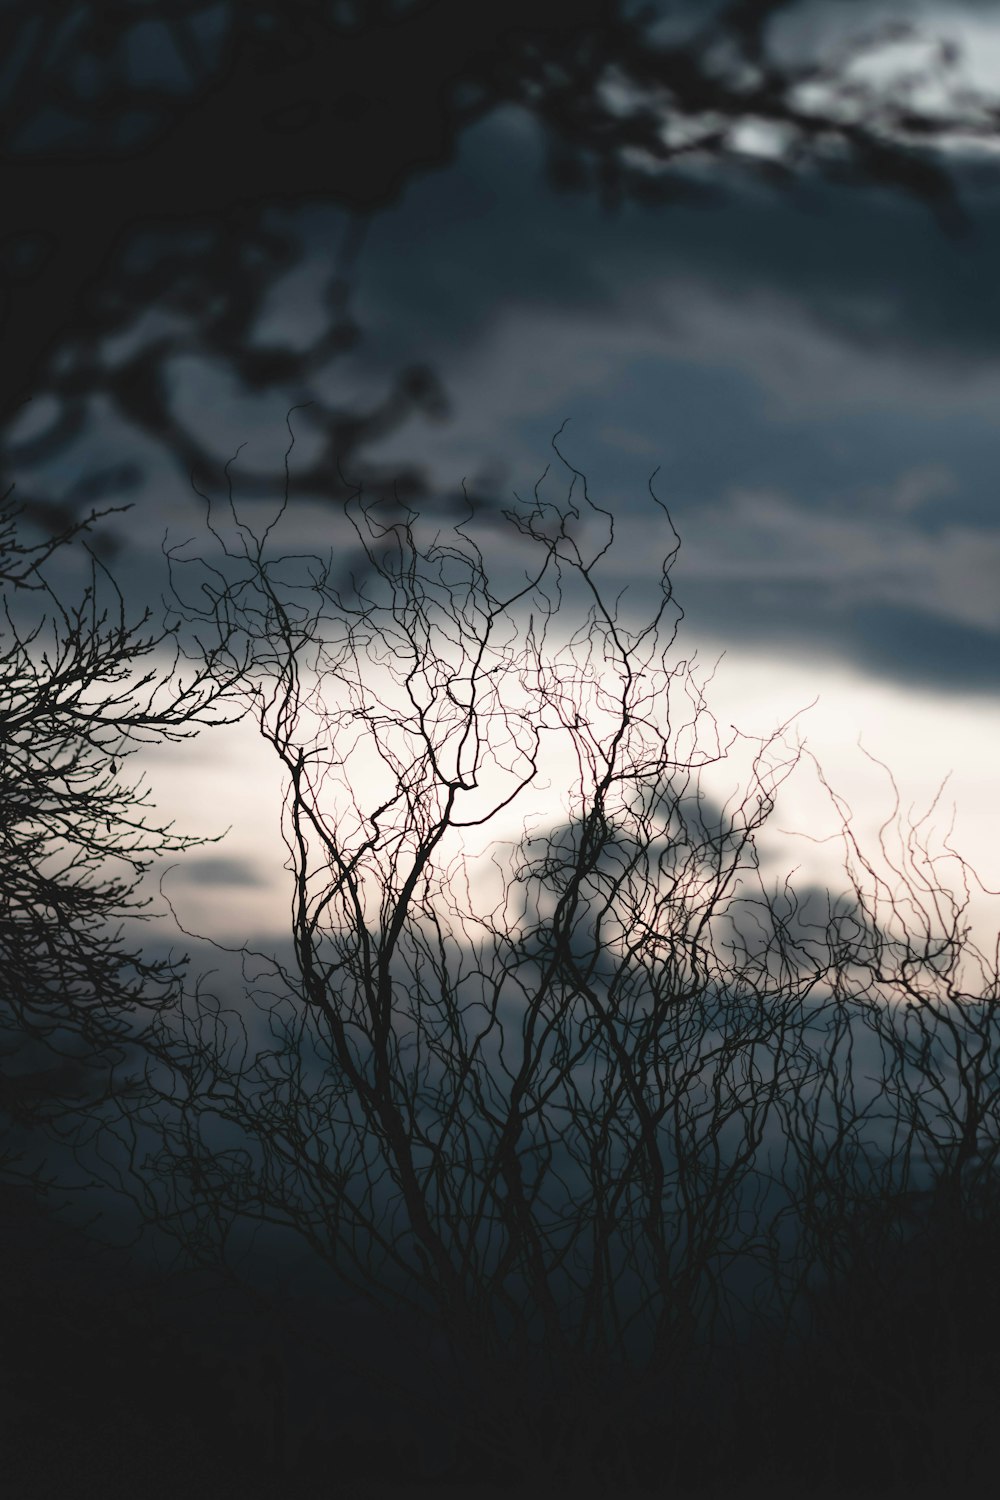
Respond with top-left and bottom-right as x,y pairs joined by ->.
16,70 -> 1000,700
170,855 -> 267,889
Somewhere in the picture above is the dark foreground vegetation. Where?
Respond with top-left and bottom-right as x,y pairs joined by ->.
3,430 -> 1000,1499
4,1169 -> 999,1499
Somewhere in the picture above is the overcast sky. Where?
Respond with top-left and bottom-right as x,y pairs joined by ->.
12,0 -> 1000,952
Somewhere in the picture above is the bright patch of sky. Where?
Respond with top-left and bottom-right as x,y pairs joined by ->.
148,627 -> 1000,973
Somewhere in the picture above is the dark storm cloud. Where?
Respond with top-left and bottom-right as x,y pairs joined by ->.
322,102 -> 1000,694
674,577 -> 1000,699
356,104 -> 1000,389
170,854 -> 267,889
14,6 -> 1000,700
848,603 -> 1000,694
49,97 -> 999,698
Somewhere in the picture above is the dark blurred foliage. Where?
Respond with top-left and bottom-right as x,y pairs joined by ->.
6,1174 -> 995,1496
1,1180 -> 253,1499
3,0 -> 998,534
774,1175 -> 1000,1496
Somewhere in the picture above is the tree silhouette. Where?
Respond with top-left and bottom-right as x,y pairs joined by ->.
0,481 -> 243,1197
108,424 -> 1000,1495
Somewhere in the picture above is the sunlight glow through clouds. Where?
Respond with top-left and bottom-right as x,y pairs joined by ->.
141,639 -> 1000,964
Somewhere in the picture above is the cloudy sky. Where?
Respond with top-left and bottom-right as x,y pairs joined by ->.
12,0 -> 1000,953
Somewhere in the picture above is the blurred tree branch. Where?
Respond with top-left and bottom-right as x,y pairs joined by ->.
3,0 -> 996,528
